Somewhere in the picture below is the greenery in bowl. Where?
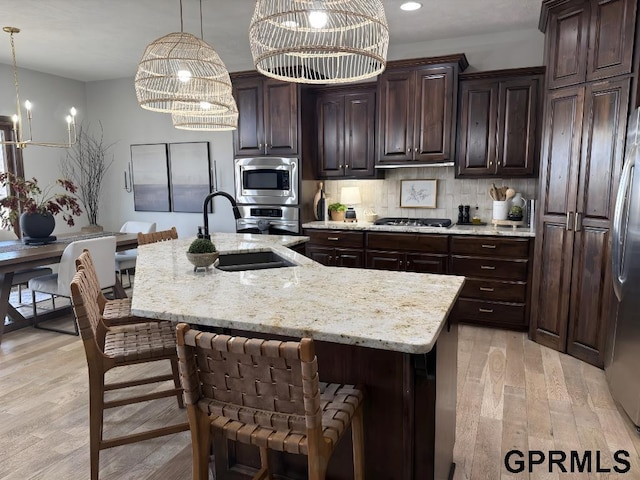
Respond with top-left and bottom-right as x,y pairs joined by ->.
328,202 -> 347,212
508,205 -> 523,220
188,238 -> 217,254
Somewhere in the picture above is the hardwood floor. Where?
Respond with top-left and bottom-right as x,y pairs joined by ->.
1,323 -> 639,479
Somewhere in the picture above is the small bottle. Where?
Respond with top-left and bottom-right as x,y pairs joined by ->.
458,205 -> 464,224
197,226 -> 203,239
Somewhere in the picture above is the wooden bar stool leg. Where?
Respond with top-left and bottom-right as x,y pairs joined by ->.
188,406 -> 212,480
88,370 -> 105,480
351,404 -> 365,480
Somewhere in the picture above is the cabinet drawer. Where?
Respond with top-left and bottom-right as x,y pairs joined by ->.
306,230 -> 364,248
366,232 -> 448,253
450,236 -> 529,257
451,298 -> 526,328
450,256 -> 528,280
460,278 -> 526,303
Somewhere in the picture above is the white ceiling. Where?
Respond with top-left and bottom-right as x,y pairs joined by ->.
0,0 -> 542,82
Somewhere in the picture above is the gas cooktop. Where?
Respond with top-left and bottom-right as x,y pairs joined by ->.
373,218 -> 452,228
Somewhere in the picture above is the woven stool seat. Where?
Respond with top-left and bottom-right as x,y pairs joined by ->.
102,297 -> 139,326
105,322 -> 177,363
197,382 -> 363,455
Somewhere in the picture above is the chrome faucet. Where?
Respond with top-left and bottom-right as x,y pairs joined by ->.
201,191 -> 242,240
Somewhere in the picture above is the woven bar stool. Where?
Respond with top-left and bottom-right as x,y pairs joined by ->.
75,249 -> 159,327
176,323 -> 365,480
137,226 -> 178,246
70,269 -> 188,480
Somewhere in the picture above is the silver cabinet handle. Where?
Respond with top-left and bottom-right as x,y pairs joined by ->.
479,287 -> 494,292
480,265 -> 496,270
574,212 -> 582,232
327,237 -> 340,241
566,212 -> 573,231
345,164 -> 349,168
406,148 -> 411,153
479,308 -> 494,313
481,244 -> 496,249
414,147 -> 418,152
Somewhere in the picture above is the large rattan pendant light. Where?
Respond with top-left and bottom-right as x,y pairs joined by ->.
249,0 -> 389,84
135,0 -> 236,121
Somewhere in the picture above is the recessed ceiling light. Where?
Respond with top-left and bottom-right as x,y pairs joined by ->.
400,2 -> 422,11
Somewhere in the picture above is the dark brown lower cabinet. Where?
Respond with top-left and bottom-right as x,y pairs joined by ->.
449,236 -> 533,331
305,230 -> 364,267
365,232 -> 448,273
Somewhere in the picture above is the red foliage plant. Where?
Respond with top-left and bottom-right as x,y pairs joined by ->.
0,172 -> 83,228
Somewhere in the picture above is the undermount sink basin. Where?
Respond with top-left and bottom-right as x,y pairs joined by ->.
215,251 -> 296,272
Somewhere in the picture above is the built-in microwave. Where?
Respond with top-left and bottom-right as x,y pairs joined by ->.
234,157 -> 298,205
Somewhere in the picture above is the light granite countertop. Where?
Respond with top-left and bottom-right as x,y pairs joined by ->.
131,232 -> 464,354
302,220 -> 536,238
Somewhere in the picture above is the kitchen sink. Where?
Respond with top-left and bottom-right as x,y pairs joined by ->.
215,251 -> 296,272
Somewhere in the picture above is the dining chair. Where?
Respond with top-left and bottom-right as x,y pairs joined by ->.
115,221 -> 156,287
0,229 -> 53,305
29,236 -> 117,335
175,323 -> 365,480
137,226 -> 178,245
70,268 -> 188,480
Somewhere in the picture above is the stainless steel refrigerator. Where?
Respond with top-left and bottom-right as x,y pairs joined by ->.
606,106 -> 640,429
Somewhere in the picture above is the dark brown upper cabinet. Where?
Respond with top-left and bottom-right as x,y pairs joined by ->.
456,67 -> 544,178
376,55 -> 468,167
316,85 -> 378,178
232,74 -> 299,157
540,0 -> 637,89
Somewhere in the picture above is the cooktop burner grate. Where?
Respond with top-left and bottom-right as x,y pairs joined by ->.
373,218 -> 452,228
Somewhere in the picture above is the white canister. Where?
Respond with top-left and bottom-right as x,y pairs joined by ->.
492,200 -> 510,220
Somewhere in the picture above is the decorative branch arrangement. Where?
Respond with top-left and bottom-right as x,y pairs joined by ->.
61,123 -> 115,226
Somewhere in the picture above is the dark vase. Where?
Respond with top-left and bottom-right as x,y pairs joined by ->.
20,212 -> 55,238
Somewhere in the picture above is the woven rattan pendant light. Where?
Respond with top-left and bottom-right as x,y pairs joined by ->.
135,0 -> 236,117
249,0 -> 389,84
172,101 -> 238,131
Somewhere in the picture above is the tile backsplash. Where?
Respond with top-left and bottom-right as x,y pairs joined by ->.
322,167 -> 538,223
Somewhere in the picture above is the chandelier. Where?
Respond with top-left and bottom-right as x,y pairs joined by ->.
1,27 -> 77,149
249,0 -> 389,84
134,0 -> 237,130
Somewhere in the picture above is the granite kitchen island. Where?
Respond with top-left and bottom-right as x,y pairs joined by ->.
132,233 -> 465,480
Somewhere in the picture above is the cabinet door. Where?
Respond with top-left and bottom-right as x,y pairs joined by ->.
306,245 -> 334,266
566,78 -> 630,367
406,253 -> 447,274
496,76 -> 540,176
413,65 -> 454,162
264,79 -> 299,155
530,86 -> 585,352
456,79 -> 498,176
586,0 -> 637,81
233,77 -> 265,156
546,1 -> 590,89
317,94 -> 345,177
377,70 -> 414,162
345,92 -> 376,177
366,250 -> 404,271
335,248 -> 364,268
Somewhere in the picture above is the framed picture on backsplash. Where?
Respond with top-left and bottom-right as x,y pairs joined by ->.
400,179 -> 437,208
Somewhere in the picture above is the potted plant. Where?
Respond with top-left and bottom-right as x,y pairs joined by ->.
186,238 -> 219,271
61,122 -> 115,233
328,202 -> 347,222
507,205 -> 523,221
0,173 -> 82,240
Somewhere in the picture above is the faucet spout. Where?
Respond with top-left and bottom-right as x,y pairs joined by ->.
202,191 -> 241,240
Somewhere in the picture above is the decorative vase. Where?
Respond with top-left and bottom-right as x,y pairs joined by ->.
81,224 -> 104,234
186,251 -> 219,271
20,212 -> 55,239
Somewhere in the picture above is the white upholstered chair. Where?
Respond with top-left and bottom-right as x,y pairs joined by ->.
29,236 -> 117,335
0,229 -> 53,305
115,221 -> 156,287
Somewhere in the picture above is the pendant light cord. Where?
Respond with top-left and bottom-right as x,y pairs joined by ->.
179,0 -> 184,32
199,0 -> 204,39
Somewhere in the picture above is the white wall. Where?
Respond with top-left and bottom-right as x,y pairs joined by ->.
84,78 -> 236,238
0,63 -> 87,234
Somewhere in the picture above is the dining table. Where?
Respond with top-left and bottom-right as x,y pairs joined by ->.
0,231 -> 138,344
